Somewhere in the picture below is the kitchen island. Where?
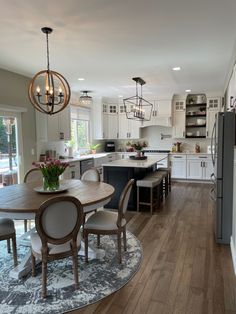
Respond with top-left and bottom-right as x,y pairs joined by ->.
103,156 -> 166,210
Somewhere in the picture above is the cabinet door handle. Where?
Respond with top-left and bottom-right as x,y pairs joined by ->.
207,131 -> 209,137
201,161 -> 202,167
117,132 -> 119,138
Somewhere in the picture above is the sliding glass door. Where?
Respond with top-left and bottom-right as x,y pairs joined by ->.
0,111 -> 23,187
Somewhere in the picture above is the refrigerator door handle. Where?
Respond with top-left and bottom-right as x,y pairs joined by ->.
211,118 -> 216,167
209,187 -> 216,202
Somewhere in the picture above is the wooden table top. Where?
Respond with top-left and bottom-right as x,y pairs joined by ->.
0,180 -> 115,213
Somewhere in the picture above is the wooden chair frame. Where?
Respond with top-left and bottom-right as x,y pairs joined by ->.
0,231 -> 17,267
31,196 -> 83,298
84,179 -> 134,264
23,168 -> 43,232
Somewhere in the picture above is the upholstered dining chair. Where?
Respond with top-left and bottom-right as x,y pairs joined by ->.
84,179 -> 134,264
30,196 -> 83,298
81,168 -> 101,224
0,218 -> 17,267
81,167 -> 100,182
23,168 -> 43,232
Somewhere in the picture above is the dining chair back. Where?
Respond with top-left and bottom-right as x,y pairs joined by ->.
81,168 -> 100,182
32,196 -> 83,298
23,168 -> 43,232
35,196 -> 83,244
24,168 -> 43,183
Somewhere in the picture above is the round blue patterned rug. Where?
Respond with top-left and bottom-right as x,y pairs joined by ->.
0,230 -> 142,314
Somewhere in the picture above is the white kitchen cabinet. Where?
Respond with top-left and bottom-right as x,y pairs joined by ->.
173,100 -> 185,111
36,106 -> 71,142
101,103 -> 119,139
206,98 -> 221,138
173,111 -> 185,138
170,154 -> 187,179
187,159 -> 203,180
118,105 -> 140,139
202,160 -> 214,180
187,155 -> 213,180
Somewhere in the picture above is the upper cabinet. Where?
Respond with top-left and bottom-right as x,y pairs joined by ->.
206,97 -> 221,138
118,104 -> 140,139
36,106 -> 71,142
142,98 -> 172,127
172,99 -> 186,138
172,95 -> 221,139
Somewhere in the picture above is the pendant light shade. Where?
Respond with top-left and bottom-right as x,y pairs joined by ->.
123,77 -> 153,121
79,91 -> 93,106
28,27 -> 71,115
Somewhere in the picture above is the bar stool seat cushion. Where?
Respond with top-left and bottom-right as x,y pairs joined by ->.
84,211 -> 126,231
0,218 -> 15,236
136,176 -> 162,188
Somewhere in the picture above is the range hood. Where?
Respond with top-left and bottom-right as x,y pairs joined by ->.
141,98 -> 173,127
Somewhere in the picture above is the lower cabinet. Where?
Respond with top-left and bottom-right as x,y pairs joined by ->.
171,154 -> 214,180
187,155 -> 214,180
170,155 -> 187,179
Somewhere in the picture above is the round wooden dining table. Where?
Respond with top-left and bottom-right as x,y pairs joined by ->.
0,179 -> 115,219
0,179 -> 115,279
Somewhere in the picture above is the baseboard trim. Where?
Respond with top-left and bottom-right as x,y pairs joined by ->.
172,179 -> 213,184
230,236 -> 236,275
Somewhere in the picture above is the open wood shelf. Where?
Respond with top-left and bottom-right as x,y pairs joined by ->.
186,125 -> 206,128
186,114 -> 206,118
186,103 -> 207,107
186,135 -> 206,138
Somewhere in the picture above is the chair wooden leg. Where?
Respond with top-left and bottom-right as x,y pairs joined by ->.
123,227 -> 127,251
41,259 -> 47,298
117,231 -> 122,264
7,238 -> 11,253
150,187 -> 153,215
72,243 -> 79,289
12,234 -> 17,267
82,214 -> 86,238
97,234 -> 100,247
31,251 -> 36,277
24,219 -> 28,233
84,231 -> 89,263
137,186 -> 140,212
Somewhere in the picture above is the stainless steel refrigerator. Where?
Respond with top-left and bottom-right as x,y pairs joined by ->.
211,112 -> 235,244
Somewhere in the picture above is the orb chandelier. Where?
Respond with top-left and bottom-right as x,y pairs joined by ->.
79,90 -> 93,106
28,27 -> 71,115
123,77 -> 153,121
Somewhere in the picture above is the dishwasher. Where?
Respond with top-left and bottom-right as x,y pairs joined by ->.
80,158 -> 94,176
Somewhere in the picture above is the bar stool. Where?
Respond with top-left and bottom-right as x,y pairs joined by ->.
152,170 -> 169,197
0,218 -> 17,267
158,167 -> 171,194
136,175 -> 162,214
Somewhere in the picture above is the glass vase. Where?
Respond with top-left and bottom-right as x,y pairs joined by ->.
43,175 -> 60,191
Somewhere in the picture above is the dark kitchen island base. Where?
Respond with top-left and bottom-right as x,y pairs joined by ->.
103,165 -> 154,210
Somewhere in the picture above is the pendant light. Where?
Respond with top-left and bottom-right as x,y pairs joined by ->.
79,90 -> 93,106
28,27 -> 71,115
123,77 -> 153,121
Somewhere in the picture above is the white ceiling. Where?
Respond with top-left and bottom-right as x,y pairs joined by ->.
0,0 -> 236,98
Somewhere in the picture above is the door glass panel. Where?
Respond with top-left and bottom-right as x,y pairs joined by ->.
0,116 -> 19,188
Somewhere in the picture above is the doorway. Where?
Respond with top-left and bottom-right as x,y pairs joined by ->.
0,111 -> 23,187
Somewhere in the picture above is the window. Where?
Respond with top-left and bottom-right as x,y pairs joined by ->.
71,106 -> 91,151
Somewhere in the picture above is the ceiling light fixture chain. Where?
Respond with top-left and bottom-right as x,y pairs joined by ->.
28,26 -> 71,115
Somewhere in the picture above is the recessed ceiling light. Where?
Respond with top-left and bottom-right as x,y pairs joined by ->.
118,95 -> 123,98
172,67 -> 181,71
78,78 -> 85,81
185,89 -> 191,92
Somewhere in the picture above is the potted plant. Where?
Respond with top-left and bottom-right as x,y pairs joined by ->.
90,143 -> 100,154
65,139 -> 75,158
130,141 -> 148,157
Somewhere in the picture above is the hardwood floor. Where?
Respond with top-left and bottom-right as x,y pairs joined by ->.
71,182 -> 236,314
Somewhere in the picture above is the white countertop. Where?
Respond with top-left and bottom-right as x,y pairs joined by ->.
169,152 -> 211,155
59,153 -> 112,163
102,156 -> 165,168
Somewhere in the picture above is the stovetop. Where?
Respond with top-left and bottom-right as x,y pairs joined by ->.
143,150 -> 170,153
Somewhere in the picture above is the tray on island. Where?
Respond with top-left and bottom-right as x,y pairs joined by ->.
129,156 -> 147,160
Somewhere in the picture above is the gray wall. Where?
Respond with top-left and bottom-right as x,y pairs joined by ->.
0,68 -> 36,173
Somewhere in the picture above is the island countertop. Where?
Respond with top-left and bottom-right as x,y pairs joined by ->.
102,156 -> 166,168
